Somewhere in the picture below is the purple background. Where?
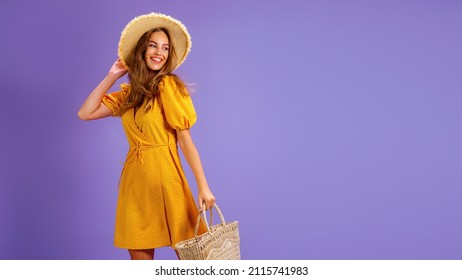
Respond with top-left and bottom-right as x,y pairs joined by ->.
1,0 -> 461,260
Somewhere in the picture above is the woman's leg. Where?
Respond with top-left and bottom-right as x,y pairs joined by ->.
128,249 -> 155,260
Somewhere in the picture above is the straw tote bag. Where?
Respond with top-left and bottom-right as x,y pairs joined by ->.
175,204 -> 240,260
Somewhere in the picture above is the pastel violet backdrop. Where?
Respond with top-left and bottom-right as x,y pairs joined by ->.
0,0 -> 461,260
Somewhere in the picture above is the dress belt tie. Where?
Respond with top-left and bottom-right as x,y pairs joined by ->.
131,141 -> 167,165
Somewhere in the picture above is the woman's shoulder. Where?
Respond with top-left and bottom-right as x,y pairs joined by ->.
161,74 -> 184,86
160,74 -> 187,94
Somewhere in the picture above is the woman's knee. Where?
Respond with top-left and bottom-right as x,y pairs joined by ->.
128,248 -> 155,260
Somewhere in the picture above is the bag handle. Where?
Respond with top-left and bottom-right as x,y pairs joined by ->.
194,203 -> 226,239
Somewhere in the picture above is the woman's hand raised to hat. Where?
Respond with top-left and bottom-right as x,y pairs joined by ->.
108,58 -> 128,79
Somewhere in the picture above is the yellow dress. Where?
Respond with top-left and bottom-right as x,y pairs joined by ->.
102,75 -> 205,249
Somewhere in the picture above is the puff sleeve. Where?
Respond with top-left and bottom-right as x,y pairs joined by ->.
101,83 -> 130,116
159,76 -> 197,130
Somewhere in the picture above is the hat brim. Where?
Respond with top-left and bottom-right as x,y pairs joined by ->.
118,13 -> 191,70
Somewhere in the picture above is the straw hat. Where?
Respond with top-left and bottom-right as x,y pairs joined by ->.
118,13 -> 191,70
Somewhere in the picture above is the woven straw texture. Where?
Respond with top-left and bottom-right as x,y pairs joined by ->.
175,204 -> 240,260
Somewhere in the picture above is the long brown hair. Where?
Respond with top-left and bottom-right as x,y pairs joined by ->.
114,27 -> 187,116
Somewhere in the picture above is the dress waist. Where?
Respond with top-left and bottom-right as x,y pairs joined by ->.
128,141 -> 168,165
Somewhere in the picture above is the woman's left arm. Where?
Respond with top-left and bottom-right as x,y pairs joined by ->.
177,129 -> 215,210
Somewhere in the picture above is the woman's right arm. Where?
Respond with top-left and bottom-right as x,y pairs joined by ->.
77,59 -> 127,121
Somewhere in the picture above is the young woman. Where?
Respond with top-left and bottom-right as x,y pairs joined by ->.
78,13 -> 215,260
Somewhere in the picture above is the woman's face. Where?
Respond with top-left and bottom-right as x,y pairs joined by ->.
144,31 -> 169,71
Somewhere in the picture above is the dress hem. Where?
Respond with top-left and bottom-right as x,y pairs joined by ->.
114,242 -> 173,250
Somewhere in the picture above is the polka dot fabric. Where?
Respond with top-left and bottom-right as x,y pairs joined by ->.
102,75 -> 206,249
